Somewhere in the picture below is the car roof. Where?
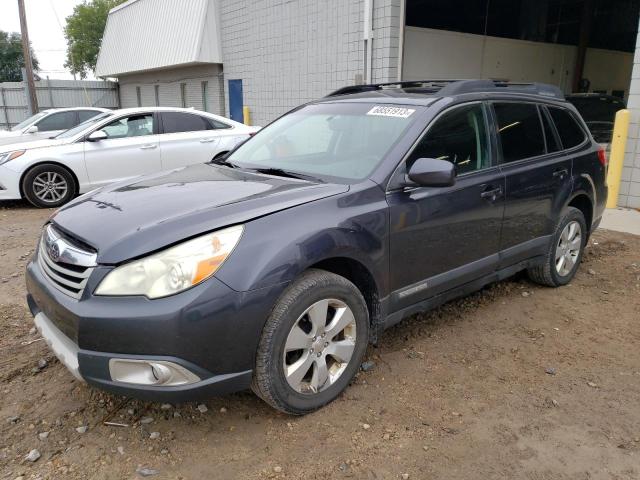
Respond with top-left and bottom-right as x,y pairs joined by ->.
41,107 -> 110,113
106,106 -> 239,123
316,79 -> 568,106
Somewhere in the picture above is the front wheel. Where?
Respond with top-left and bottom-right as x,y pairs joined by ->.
22,164 -> 76,208
527,206 -> 587,287
252,269 -> 369,415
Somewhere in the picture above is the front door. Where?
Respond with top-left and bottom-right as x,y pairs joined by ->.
387,102 -> 505,311
491,102 -> 573,268
83,113 -> 161,188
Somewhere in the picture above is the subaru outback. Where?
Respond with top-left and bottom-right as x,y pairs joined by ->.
26,80 -> 607,414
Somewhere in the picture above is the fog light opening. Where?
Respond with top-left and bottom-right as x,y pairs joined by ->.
109,359 -> 200,387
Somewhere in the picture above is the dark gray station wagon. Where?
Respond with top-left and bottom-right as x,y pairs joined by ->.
26,80 -> 607,414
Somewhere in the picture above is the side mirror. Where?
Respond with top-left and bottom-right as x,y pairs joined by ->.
407,158 -> 455,187
87,130 -> 108,142
25,125 -> 38,134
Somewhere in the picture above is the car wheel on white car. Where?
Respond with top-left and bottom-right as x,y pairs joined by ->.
22,163 -> 76,208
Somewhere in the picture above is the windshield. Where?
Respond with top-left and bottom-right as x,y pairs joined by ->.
11,112 -> 47,131
56,111 -> 113,139
227,102 -> 421,182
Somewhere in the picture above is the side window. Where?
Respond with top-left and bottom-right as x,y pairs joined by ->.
541,108 -> 560,153
36,111 -> 77,132
548,107 -> 586,150
408,103 -> 490,175
78,110 -> 101,123
209,118 -> 232,130
493,103 -> 545,162
161,112 -> 211,134
101,114 -> 154,139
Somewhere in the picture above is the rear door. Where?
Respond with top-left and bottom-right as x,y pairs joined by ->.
492,102 -> 572,268
158,111 -> 222,169
83,112 -> 161,188
387,102 -> 505,310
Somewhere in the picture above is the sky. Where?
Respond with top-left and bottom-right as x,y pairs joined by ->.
0,0 -> 93,80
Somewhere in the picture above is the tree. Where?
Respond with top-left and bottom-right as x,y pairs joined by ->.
0,30 -> 39,82
64,0 -> 126,79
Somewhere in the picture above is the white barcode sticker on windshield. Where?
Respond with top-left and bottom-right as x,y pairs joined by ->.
366,106 -> 415,118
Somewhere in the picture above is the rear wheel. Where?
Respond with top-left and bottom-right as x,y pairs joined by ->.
22,164 -> 76,208
527,207 -> 587,287
252,269 -> 369,415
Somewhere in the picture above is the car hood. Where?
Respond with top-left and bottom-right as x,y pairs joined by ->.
0,130 -> 20,137
0,136 -> 70,152
50,163 -> 349,264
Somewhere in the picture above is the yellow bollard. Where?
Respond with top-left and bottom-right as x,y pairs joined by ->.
606,109 -> 630,208
243,106 -> 251,126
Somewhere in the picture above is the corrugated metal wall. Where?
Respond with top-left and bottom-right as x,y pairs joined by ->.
118,64 -> 225,116
0,79 -> 118,129
96,0 -> 222,77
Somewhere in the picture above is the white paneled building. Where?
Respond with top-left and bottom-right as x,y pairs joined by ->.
96,0 -> 640,207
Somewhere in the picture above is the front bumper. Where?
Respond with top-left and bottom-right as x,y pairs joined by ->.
26,256 -> 285,402
0,165 -> 21,200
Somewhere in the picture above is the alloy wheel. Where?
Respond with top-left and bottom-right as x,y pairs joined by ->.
33,172 -> 68,203
283,298 -> 357,394
555,220 -> 582,276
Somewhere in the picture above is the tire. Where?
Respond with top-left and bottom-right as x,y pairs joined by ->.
527,206 -> 587,287
252,269 -> 369,415
22,163 -> 76,208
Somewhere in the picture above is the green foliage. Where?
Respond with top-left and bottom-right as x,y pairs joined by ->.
64,0 -> 126,78
0,30 -> 39,82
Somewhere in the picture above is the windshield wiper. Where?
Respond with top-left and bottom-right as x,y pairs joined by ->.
249,167 -> 322,182
211,156 -> 239,168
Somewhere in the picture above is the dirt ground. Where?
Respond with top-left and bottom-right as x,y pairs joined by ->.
1,201 -> 639,480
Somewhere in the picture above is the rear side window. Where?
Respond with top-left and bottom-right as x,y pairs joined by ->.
548,107 -> 586,150
78,110 -> 101,123
161,112 -> 211,134
36,111 -> 77,132
209,119 -> 232,129
493,103 -> 545,162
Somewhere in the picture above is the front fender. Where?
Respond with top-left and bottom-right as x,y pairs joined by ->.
214,182 -> 389,296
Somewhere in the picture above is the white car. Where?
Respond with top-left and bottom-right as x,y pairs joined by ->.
0,107 -> 109,147
0,107 -> 260,208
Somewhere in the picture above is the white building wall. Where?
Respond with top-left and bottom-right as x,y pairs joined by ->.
403,27 -> 633,96
622,21 -> 640,208
218,0 -> 369,126
117,64 -> 225,115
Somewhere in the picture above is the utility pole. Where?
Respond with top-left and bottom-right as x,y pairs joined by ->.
17,0 -> 38,114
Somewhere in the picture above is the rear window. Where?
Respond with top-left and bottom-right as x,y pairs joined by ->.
548,107 -> 586,150
493,103 -> 545,163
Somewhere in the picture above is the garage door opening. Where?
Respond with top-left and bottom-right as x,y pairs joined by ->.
400,0 -> 640,101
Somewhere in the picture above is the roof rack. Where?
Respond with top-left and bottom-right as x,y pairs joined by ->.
326,79 -> 565,100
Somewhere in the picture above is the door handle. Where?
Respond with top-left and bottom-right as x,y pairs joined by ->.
552,168 -> 568,179
140,144 -> 157,150
200,138 -> 216,143
480,187 -> 502,201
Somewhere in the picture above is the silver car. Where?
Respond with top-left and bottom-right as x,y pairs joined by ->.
0,108 -> 109,147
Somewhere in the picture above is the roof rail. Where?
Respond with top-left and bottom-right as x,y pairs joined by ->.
326,79 -> 565,100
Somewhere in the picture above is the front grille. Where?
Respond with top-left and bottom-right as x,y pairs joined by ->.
37,226 -> 96,299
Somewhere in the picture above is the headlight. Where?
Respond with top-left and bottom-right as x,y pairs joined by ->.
0,150 -> 25,165
95,225 -> 244,298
